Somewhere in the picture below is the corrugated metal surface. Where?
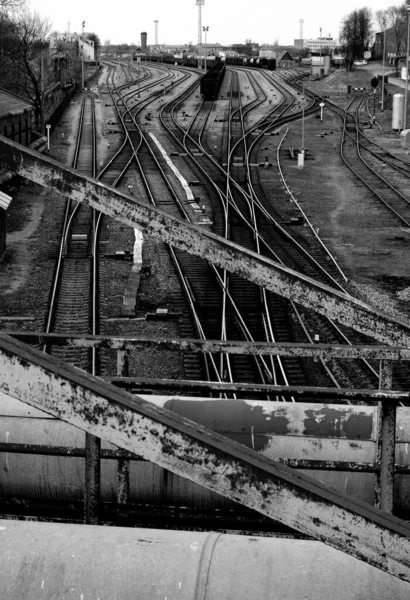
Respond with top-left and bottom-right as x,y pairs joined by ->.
0,191 -> 12,211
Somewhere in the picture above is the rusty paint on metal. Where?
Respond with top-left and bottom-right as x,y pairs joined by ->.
164,399 -> 290,451
105,376 -> 410,401
2,332 -> 410,582
116,349 -> 130,504
84,434 -> 101,524
303,407 -> 373,440
2,139 -> 410,346
117,459 -> 130,503
8,333 -> 410,362
374,361 -> 396,513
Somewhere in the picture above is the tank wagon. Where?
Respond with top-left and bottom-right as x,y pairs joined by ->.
133,54 -> 275,72
2,394 -> 410,523
134,54 -> 217,69
200,61 -> 226,100
223,56 -> 276,70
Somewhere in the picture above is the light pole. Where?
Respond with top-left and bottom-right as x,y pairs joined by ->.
404,0 -> 410,130
81,20 -> 85,90
319,27 -> 322,77
381,20 -> 386,111
203,26 -> 209,71
299,80 -> 305,168
196,0 -> 204,69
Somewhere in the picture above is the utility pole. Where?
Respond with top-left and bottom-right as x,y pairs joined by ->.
196,0 -> 204,68
40,50 -> 45,133
81,20 -> 85,90
319,27 -> 322,77
203,26 -> 209,71
381,22 -> 386,111
404,0 -> 410,130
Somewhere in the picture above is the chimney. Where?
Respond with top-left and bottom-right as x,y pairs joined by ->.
141,32 -> 147,50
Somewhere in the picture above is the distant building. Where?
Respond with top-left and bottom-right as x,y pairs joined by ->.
229,43 -> 259,57
0,88 -> 34,145
259,49 -> 294,68
374,26 -> 406,60
195,43 -> 223,57
296,37 -> 337,53
160,44 -> 191,55
49,33 -> 95,63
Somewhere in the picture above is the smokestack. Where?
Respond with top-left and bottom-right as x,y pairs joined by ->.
154,20 -> 159,46
141,31 -> 147,50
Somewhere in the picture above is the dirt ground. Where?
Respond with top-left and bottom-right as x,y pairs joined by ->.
1,62 -> 410,332
282,65 -> 410,320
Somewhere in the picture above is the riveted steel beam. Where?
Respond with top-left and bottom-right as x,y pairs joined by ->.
1,331 -> 410,582
103,375 -> 410,401
1,137 -> 410,347
7,332 -> 410,361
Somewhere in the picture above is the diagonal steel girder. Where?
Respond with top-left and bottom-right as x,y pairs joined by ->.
1,135 -> 410,347
1,331 -> 410,583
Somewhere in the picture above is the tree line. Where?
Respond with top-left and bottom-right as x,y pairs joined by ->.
340,2 -> 408,70
0,0 -> 100,132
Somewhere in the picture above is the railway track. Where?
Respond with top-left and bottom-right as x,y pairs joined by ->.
48,62 -> 401,394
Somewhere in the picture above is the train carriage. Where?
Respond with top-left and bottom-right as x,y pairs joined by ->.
200,61 -> 226,100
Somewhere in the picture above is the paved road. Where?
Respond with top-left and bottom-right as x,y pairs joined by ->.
359,60 -> 408,90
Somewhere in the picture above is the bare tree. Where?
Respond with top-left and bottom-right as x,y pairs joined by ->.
340,7 -> 373,70
376,5 -> 407,55
87,32 -> 101,61
7,9 -> 52,131
0,0 -> 26,15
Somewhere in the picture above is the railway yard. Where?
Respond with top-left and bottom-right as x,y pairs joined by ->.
3,59 -> 410,595
2,62 -> 410,382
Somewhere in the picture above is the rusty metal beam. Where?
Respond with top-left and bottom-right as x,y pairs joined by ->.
2,138 -> 410,347
375,361 -> 396,513
7,332 -> 410,361
1,331 -> 410,582
103,376 -> 410,401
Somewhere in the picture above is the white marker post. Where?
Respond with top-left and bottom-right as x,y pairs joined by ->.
46,124 -> 51,152
319,102 -> 325,123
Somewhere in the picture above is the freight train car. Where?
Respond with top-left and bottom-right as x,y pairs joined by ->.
200,61 -> 226,100
223,56 -> 276,71
2,394 -> 410,521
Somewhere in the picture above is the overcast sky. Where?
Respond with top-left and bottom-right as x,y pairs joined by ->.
30,0 -> 389,46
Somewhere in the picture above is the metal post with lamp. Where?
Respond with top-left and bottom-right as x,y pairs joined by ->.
319,101 -> 325,124
137,57 -> 140,98
371,77 -> 379,122
299,80 -> 305,168
404,0 -> 410,130
46,124 -> 51,152
381,19 -> 386,111
81,20 -> 85,90
319,27 -> 322,77
203,26 -> 209,71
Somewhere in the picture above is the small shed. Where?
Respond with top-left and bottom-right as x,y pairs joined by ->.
311,55 -> 331,78
0,190 -> 12,261
0,88 -> 34,145
273,51 -> 294,69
